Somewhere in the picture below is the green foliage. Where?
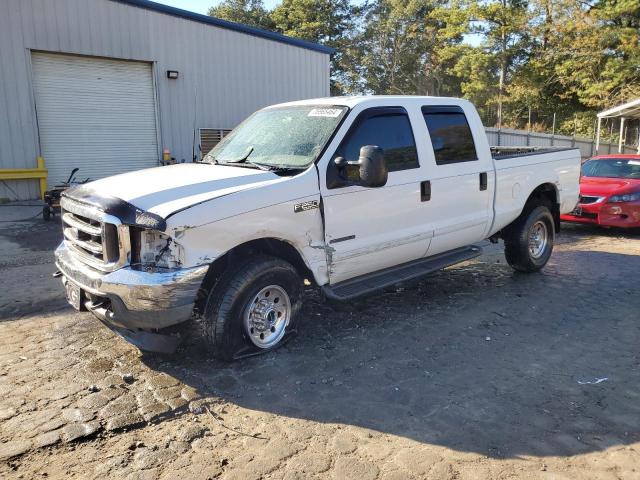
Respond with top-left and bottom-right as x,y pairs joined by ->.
207,0 -> 639,133
208,0 -> 275,30
270,0 -> 352,44
452,45 -> 499,121
542,0 -> 640,109
354,0 -> 470,95
271,0 -> 357,94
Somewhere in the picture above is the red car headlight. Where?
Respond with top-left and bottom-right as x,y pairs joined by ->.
608,192 -> 640,203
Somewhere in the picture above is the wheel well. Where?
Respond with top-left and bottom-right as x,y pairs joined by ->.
526,183 -> 560,231
193,238 -> 313,316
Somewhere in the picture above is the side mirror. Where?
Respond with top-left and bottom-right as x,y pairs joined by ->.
358,145 -> 387,187
331,145 -> 387,189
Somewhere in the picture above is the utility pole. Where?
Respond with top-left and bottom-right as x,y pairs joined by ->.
497,0 -> 507,130
618,117 -> 625,153
526,106 -> 532,146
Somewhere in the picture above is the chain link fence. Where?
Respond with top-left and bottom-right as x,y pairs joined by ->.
479,105 -> 640,158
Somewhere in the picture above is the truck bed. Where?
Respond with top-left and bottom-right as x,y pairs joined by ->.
488,146 -> 581,236
491,146 -> 578,161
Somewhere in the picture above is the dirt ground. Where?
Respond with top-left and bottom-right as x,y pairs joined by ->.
1,209 -> 639,479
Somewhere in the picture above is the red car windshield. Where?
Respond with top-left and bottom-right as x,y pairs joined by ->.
582,158 -> 640,179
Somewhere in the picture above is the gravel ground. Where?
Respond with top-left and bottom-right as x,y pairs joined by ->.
0,213 -> 639,479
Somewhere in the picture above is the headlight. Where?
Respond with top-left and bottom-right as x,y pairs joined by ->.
608,192 -> 640,203
131,229 -> 184,268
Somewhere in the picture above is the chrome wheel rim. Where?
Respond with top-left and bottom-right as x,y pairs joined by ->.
243,285 -> 291,349
528,221 -> 548,259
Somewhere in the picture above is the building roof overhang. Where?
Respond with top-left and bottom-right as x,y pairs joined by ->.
113,0 -> 335,55
598,98 -> 640,119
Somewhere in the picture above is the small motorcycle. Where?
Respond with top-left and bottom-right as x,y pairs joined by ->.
43,168 -> 89,221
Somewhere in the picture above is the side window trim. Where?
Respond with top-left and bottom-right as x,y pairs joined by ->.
421,105 -> 479,166
334,106 -> 420,170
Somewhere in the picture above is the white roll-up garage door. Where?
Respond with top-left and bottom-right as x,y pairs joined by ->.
31,52 -> 159,187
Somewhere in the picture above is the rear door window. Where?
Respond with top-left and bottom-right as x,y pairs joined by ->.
422,106 -> 478,165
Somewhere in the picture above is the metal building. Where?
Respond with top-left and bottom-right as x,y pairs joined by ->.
0,0 -> 332,200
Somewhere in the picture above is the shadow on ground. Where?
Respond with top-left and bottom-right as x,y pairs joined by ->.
559,222 -> 640,241
5,215 -> 638,461
0,218 -> 63,319
141,237 -> 640,460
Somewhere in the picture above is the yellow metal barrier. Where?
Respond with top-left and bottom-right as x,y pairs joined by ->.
0,157 -> 48,199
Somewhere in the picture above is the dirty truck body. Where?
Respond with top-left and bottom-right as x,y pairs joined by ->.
54,96 -> 581,359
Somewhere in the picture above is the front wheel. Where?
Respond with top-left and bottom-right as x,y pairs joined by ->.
203,255 -> 302,361
504,205 -> 555,272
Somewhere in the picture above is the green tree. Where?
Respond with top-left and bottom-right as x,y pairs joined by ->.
469,0 -> 530,127
206,0 -> 640,138
501,0 -> 640,133
453,46 -> 500,122
208,0 -> 275,30
355,0 -> 469,96
271,0 -> 357,94
544,0 -> 640,110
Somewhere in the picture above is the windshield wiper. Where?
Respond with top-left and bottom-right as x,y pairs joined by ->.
202,146 -> 255,166
205,148 -> 306,172
249,162 -> 306,171
224,146 -> 254,164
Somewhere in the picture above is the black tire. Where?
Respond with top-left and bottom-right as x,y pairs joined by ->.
203,255 -> 302,361
42,206 -> 51,221
504,205 -> 555,272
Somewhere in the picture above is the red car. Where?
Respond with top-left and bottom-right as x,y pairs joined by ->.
561,154 -> 640,228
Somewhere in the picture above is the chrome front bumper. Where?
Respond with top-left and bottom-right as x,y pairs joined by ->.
55,242 -> 208,331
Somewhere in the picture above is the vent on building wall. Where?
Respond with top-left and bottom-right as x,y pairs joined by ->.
199,128 -> 232,159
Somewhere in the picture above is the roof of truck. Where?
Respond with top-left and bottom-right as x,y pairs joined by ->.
269,95 -> 470,109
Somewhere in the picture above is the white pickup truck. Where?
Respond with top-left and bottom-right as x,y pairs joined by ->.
55,96 -> 580,359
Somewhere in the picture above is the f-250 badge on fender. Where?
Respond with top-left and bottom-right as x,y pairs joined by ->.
294,200 -> 319,213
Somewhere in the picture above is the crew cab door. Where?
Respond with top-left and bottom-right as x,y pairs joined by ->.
417,104 -> 495,256
319,106 -> 434,284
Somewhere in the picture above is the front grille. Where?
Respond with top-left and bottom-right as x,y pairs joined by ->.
579,195 -> 602,204
60,197 -> 130,271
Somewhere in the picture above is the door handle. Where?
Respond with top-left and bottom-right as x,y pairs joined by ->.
480,172 -> 488,191
420,180 -> 431,201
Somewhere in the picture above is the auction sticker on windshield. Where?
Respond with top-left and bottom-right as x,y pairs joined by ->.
308,108 -> 343,117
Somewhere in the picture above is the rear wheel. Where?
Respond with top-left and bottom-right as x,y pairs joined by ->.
202,255 -> 302,361
504,205 -> 555,272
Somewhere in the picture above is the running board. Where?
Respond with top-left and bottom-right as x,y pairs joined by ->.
322,245 -> 482,301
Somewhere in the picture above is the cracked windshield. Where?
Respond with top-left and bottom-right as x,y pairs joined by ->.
204,106 -> 347,169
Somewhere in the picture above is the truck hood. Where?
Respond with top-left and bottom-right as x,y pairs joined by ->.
580,176 -> 640,197
69,163 -> 282,219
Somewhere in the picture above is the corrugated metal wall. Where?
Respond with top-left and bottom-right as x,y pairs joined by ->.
0,0 -> 330,200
